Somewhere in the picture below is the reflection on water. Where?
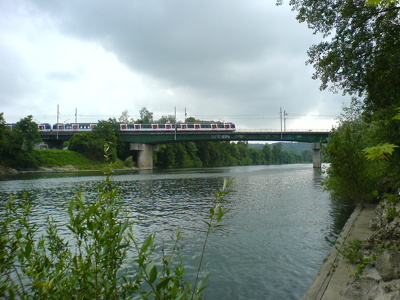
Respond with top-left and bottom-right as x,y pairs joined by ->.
0,164 -> 353,300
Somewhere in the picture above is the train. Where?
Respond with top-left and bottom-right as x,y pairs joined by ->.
6,122 -> 236,132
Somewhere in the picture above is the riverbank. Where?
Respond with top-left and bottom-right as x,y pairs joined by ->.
303,203 -> 400,299
0,149 -> 137,175
0,164 -> 137,175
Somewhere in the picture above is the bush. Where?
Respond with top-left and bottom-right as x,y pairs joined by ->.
0,145 -> 234,299
123,156 -> 135,168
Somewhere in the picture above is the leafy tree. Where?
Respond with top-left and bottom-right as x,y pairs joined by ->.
157,115 -> 176,123
272,143 -> 283,164
278,0 -> 400,201
262,144 -> 272,164
118,109 -> 134,124
13,115 -> 41,151
136,107 -> 154,124
279,0 -> 400,97
69,133 -> 107,160
301,149 -> 313,162
323,117 -> 384,204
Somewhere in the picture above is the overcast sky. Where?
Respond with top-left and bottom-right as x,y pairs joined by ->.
1,0 -> 350,130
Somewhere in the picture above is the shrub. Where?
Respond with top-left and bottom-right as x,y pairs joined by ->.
0,144 -> 234,299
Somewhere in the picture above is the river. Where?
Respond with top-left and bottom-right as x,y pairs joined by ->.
0,164 -> 353,299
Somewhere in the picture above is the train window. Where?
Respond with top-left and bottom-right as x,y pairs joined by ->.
134,124 -> 141,129
58,124 -> 65,130
120,124 -> 127,130
187,124 -> 194,129
152,124 -> 159,129
166,124 -> 172,129
224,124 -> 230,129
72,124 -> 79,130
158,124 -> 165,129
38,125 -> 45,131
195,124 -> 200,129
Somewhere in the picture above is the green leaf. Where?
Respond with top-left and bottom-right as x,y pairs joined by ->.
24,242 -> 32,257
141,234 -> 154,254
364,143 -> 398,160
146,262 -> 157,284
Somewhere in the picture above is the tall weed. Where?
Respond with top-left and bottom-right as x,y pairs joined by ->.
0,143 -> 234,299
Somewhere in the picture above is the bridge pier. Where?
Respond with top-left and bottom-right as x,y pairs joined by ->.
130,143 -> 159,169
311,142 -> 322,168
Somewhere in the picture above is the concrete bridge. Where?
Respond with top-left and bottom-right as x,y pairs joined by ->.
39,129 -> 329,169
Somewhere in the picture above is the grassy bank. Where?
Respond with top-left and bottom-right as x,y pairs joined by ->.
34,149 -> 126,171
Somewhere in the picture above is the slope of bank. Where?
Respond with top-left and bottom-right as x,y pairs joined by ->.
0,149 -> 132,175
303,203 -> 400,299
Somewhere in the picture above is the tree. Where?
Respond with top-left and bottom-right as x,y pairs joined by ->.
278,0 -> 400,201
262,144 -> 272,164
323,116 -> 385,204
279,0 -> 400,98
118,110 -> 134,124
157,114 -> 176,123
13,115 -> 41,151
136,107 -> 154,124
69,119 -> 122,161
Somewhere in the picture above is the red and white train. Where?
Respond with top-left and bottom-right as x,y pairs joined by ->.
7,122 -> 236,132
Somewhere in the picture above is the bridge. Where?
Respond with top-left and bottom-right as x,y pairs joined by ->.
39,129 -> 330,169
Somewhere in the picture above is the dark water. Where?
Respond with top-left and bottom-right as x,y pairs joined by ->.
0,164 -> 353,299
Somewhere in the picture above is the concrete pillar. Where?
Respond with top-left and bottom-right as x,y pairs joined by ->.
130,143 -> 159,169
311,142 -> 322,168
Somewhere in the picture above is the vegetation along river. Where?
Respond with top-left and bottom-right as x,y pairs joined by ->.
0,164 -> 353,299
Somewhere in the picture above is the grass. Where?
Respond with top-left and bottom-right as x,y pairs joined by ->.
34,149 -> 126,170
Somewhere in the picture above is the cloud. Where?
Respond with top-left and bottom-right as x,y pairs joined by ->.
0,0 -> 349,128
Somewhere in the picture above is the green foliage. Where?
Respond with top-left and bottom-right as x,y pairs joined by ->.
13,115 -> 42,151
155,141 -> 310,169
123,156 -> 135,168
366,0 -> 399,7
33,149 -> 113,170
136,107 -> 154,124
69,133 -> 107,161
339,238 -> 374,277
364,143 -> 398,161
0,114 -> 44,170
0,145 -> 234,299
69,119 -> 123,161
323,116 -> 384,204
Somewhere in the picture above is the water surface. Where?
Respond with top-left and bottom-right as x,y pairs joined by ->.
0,164 -> 353,299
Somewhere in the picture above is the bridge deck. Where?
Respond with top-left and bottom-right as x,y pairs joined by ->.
40,130 -> 329,144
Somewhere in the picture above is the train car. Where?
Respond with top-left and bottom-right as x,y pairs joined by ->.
6,123 -> 52,131
52,123 -> 97,131
38,123 -> 52,131
119,122 -> 236,131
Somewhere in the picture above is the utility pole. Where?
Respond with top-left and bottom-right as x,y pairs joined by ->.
75,108 -> 78,123
57,105 -> 60,139
174,107 -> 177,141
280,107 -> 283,139
284,110 -> 288,132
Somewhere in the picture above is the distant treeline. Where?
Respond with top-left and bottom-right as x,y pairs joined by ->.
154,141 -> 312,168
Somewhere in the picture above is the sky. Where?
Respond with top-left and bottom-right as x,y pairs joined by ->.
1,0 -> 350,130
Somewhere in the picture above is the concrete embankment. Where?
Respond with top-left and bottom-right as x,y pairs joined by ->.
302,204 -> 377,300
